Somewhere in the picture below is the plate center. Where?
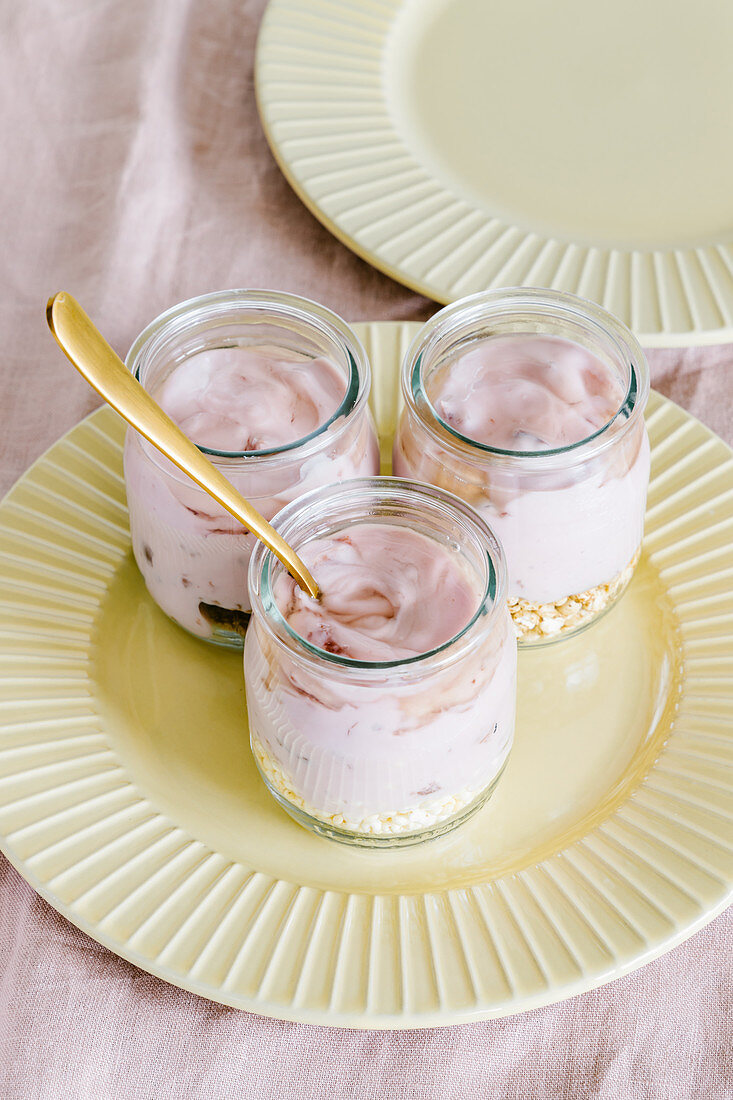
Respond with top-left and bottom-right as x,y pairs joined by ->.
387,0 -> 733,246
93,554 -> 681,894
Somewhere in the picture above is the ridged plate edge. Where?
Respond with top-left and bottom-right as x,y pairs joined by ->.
256,0 -> 733,347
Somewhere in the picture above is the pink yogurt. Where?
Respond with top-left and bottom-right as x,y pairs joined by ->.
124,345 -> 379,641
245,520 -> 516,828
395,334 -> 650,604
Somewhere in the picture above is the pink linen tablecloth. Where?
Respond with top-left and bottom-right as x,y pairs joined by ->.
1,3 -> 731,1097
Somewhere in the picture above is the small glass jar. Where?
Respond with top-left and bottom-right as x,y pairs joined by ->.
123,290 -> 379,647
245,477 -> 517,847
393,289 -> 651,645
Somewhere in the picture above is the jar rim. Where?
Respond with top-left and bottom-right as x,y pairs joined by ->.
248,477 -> 509,674
402,287 -> 650,465
125,289 -> 371,464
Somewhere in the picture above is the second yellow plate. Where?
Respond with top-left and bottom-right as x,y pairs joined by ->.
257,0 -> 733,346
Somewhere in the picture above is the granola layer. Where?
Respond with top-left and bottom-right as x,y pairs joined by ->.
509,551 -> 640,642
252,739 -> 484,838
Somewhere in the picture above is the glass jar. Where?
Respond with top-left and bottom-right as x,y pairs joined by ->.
123,290 -> 379,647
245,477 -> 517,847
393,289 -> 651,645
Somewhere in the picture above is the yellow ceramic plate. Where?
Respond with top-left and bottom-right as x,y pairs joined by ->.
256,0 -> 733,346
0,322 -> 731,1028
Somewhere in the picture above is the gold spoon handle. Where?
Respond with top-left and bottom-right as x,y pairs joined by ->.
46,292 -> 320,599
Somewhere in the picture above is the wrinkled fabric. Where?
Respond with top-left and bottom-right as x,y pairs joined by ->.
0,2 -> 731,1098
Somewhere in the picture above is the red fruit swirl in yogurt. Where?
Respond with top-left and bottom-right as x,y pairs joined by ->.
273,523 -> 482,662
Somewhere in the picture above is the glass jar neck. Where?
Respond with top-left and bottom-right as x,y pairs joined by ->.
126,289 -> 370,467
403,288 -> 650,469
249,477 -> 508,677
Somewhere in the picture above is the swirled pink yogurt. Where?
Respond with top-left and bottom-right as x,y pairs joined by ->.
428,334 -> 623,451
245,523 -> 516,831
394,335 -> 650,604
156,346 -> 347,451
124,346 -> 379,640
273,523 -> 479,661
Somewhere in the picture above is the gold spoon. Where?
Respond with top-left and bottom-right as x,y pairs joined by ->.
46,292 -> 320,599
